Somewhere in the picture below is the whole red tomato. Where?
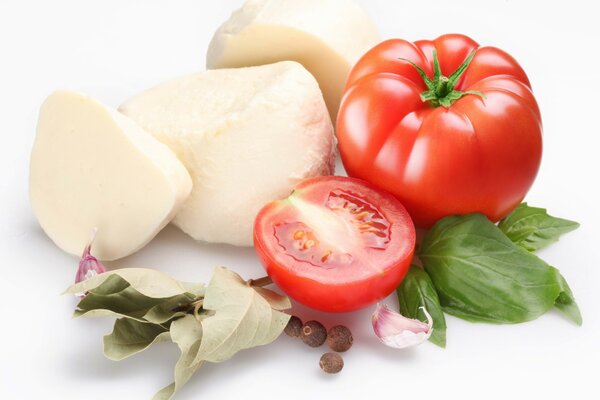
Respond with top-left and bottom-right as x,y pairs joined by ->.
254,176 -> 415,312
337,34 -> 542,228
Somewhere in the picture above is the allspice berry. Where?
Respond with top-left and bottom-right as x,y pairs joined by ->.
301,320 -> 327,347
319,352 -> 344,374
284,316 -> 303,337
326,325 -> 353,352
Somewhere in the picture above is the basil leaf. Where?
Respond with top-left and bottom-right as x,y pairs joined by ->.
498,203 -> 579,251
103,318 -> 170,361
397,265 -> 446,348
554,272 -> 583,325
498,204 -> 582,324
420,213 -> 568,324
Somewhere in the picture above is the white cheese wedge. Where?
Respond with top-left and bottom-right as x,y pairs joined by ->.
30,91 -> 192,260
119,61 -> 335,246
206,0 -> 380,121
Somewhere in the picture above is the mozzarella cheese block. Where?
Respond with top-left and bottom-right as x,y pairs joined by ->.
30,91 -> 192,260
119,61 -> 335,246
206,0 -> 380,121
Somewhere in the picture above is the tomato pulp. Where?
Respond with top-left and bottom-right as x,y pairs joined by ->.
337,34 -> 543,227
254,176 -> 415,312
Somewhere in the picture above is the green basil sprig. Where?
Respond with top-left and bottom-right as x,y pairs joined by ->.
498,203 -> 579,251
397,265 -> 447,347
419,213 -> 581,325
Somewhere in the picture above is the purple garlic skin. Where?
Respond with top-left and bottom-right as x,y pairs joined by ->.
372,303 -> 433,349
75,228 -> 106,289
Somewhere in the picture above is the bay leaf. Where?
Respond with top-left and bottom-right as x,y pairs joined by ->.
68,266 -> 290,399
65,268 -> 189,298
192,267 -> 290,366
253,287 -> 292,311
153,315 -> 203,400
74,275 -> 198,325
143,293 -> 196,324
76,275 -> 175,320
74,308 -> 147,322
180,282 -> 206,297
103,318 -> 169,361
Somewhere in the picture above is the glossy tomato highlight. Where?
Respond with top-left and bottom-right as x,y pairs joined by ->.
337,34 -> 542,227
254,176 -> 415,312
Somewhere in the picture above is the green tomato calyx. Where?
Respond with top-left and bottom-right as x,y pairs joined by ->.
399,49 -> 485,108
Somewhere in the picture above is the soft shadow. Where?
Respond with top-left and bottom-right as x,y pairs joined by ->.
171,338 -> 291,398
103,224 -> 263,281
63,333 -> 179,381
286,297 -> 423,363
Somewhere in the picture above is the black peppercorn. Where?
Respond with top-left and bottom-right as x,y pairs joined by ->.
301,320 -> 327,347
319,352 -> 344,374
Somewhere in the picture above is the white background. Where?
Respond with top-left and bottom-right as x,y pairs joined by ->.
1,1 -> 599,399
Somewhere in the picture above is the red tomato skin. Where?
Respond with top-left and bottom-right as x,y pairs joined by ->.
254,176 -> 415,313
255,236 -> 413,312
337,34 -> 542,228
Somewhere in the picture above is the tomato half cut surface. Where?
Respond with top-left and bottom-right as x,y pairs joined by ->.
254,176 -> 415,312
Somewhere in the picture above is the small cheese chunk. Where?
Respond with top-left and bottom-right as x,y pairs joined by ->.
30,91 -> 192,260
206,0 -> 380,121
119,61 -> 335,246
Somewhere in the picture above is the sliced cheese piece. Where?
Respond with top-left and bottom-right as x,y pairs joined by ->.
119,61 -> 335,246
30,91 -> 192,260
206,0 -> 380,121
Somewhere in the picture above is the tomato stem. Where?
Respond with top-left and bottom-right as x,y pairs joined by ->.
399,49 -> 485,108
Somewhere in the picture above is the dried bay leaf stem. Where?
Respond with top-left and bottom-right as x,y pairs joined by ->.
247,275 -> 273,287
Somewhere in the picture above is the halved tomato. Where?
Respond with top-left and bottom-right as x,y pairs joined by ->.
253,176 -> 415,312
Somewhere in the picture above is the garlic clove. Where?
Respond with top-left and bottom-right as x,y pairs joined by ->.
371,303 -> 433,349
75,228 -> 106,288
